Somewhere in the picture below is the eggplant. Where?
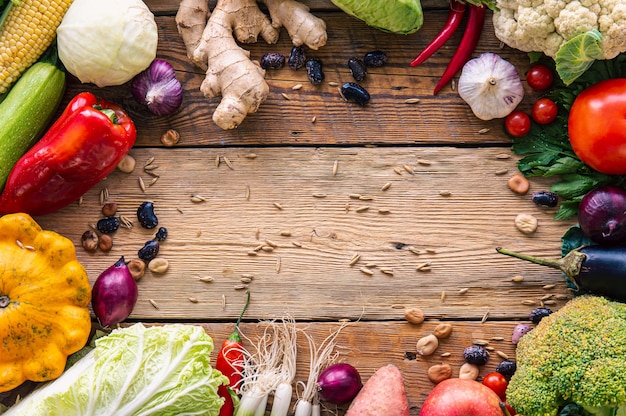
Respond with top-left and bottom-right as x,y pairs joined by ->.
496,246 -> 626,302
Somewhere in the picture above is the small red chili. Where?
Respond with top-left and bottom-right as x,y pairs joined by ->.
410,0 -> 466,67
433,3 -> 486,95
216,290 -> 251,416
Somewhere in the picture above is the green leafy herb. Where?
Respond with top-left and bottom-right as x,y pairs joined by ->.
510,53 -> 626,219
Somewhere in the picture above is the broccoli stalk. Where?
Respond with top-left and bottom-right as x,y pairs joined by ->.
507,295 -> 626,416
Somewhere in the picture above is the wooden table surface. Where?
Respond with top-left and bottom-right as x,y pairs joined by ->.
17,0 -> 578,413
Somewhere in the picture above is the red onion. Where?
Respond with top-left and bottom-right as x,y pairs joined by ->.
91,257 -> 138,327
131,59 -> 183,116
317,363 -> 362,405
578,186 -> 626,244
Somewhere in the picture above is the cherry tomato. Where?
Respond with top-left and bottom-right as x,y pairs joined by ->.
526,64 -> 554,91
531,98 -> 558,124
505,110 -> 531,137
482,371 -> 508,401
569,78 -> 626,175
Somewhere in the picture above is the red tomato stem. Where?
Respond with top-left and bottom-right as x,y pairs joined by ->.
409,0 -> 466,67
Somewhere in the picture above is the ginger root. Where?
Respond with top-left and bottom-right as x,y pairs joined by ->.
176,0 -> 328,130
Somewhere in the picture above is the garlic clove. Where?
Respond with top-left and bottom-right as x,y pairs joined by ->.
458,52 -> 524,121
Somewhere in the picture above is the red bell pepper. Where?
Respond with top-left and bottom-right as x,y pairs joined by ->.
216,291 -> 251,416
0,92 -> 136,216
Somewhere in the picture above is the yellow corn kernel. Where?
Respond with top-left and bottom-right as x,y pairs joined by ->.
0,0 -> 73,93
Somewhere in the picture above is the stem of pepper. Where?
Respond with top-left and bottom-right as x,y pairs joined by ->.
433,3 -> 486,95
217,291 -> 251,416
409,0 -> 466,67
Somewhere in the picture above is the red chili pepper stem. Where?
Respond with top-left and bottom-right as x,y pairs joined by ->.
410,0 -> 466,67
433,3 -> 486,95
228,290 -> 251,342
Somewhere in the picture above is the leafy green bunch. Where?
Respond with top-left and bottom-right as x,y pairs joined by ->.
510,53 -> 626,220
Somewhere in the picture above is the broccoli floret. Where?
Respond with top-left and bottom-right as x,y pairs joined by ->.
507,295 -> 626,416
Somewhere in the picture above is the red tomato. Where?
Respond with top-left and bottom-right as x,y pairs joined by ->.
569,78 -> 626,175
531,98 -> 558,124
526,64 -> 554,91
505,111 -> 531,137
482,371 -> 508,401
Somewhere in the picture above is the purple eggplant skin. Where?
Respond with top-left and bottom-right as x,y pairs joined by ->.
575,245 -> 626,302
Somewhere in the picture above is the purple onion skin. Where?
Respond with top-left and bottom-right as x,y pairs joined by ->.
91,257 -> 138,327
317,363 -> 363,405
131,59 -> 183,116
578,186 -> 626,244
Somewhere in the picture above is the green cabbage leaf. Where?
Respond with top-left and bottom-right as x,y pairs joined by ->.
330,0 -> 423,34
4,323 -> 227,416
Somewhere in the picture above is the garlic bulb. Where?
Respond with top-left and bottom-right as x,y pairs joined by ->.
458,53 -> 524,120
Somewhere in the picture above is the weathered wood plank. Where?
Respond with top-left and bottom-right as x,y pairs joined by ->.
63,10 -> 536,147
37,147 -> 575,322
0,320 -> 523,414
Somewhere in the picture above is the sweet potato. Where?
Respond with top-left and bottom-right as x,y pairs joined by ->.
345,364 -> 410,416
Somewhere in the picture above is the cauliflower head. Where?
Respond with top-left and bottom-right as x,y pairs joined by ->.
493,0 -> 626,59
506,295 -> 626,416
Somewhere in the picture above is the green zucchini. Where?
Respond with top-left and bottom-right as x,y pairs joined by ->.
0,61 -> 65,192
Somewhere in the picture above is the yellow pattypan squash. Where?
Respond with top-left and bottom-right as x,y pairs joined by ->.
0,213 -> 92,393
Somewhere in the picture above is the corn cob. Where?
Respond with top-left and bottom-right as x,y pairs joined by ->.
0,0 -> 73,94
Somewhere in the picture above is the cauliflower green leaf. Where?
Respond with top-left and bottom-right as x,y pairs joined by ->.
555,30 -> 604,85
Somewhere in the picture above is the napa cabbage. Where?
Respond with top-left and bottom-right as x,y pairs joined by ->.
4,323 -> 227,416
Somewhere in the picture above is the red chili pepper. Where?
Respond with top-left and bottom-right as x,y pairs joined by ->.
0,92 -> 136,216
410,0 -> 467,67
216,291 -> 251,416
433,3 -> 486,95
